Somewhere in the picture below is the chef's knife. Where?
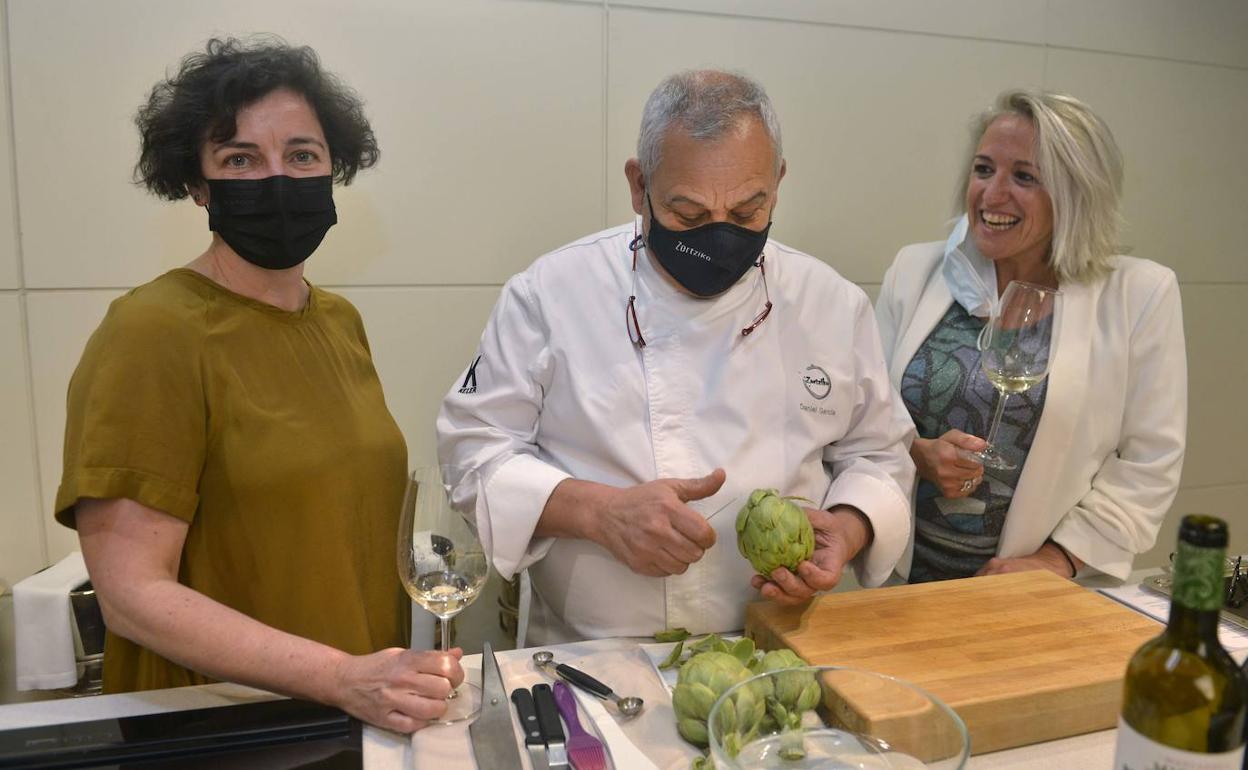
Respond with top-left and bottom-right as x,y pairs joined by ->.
510,686 -> 548,770
468,641 -> 524,769
532,683 -> 570,770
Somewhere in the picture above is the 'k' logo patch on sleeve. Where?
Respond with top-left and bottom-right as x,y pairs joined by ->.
458,355 -> 481,394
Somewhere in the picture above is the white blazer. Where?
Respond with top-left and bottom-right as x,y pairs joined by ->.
875,242 -> 1187,581
438,223 -> 915,644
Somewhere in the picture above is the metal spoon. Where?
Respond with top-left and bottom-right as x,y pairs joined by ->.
532,650 -> 645,718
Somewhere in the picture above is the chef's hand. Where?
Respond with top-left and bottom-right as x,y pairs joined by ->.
331,647 -> 464,733
751,505 -> 872,606
599,468 -> 724,577
540,469 -> 723,577
976,542 -> 1081,579
586,469 -> 724,577
911,430 -> 986,498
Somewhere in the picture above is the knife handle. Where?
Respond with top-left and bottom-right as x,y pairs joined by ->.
554,662 -> 613,698
510,687 -> 543,747
532,683 -> 565,742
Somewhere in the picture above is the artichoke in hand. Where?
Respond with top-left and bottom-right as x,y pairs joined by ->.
736,489 -> 815,577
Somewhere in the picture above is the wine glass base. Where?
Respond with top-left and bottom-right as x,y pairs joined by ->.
977,450 -> 1016,471
432,681 -> 482,725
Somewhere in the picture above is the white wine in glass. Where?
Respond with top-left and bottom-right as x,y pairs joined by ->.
397,465 -> 489,724
976,280 -> 1061,471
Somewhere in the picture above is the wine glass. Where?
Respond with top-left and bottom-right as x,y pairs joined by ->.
397,464 -> 490,724
975,280 -> 1061,471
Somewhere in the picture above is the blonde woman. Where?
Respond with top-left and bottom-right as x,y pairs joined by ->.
876,90 -> 1186,584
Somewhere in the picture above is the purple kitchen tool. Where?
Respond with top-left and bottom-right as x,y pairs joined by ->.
551,680 -> 608,770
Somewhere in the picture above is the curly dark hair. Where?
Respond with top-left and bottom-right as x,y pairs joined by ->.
135,36 -> 379,200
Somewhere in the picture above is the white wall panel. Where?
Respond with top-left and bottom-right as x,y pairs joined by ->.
339,285 -> 501,469
1137,484 -> 1248,570
25,290 -> 123,562
613,0 -> 1046,45
9,0 -> 604,289
608,8 -> 1045,283
1176,285 -> 1248,490
1046,0 -> 1248,70
0,295 -> 43,589
0,3 -> 20,289
1045,50 -> 1248,284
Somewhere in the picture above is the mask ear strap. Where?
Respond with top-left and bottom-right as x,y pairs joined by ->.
626,225 -> 647,348
741,254 -> 772,337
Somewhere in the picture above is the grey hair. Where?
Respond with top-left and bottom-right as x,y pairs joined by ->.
637,69 -> 783,180
958,89 -> 1125,284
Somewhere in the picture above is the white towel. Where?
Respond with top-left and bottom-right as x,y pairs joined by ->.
14,551 -> 90,690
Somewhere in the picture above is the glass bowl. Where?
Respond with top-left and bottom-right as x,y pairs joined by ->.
707,665 -> 969,770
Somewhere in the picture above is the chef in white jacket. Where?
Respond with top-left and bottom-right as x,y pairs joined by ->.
437,70 -> 915,644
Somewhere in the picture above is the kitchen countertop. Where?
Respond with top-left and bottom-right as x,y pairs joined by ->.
0,637 -> 1127,770
4,573 -> 1245,769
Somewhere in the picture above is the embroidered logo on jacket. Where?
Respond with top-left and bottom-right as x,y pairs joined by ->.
802,364 -> 831,400
458,355 -> 481,394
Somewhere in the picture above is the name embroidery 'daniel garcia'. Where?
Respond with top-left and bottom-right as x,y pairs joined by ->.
458,355 -> 481,394
799,363 -> 837,416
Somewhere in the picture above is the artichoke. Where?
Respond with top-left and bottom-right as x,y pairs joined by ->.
735,489 -> 815,576
757,650 -> 821,730
672,651 -> 765,748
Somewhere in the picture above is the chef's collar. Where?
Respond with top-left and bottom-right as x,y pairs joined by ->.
941,214 -> 998,318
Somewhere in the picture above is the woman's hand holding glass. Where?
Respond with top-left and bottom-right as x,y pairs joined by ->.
911,430 -> 988,498
329,646 -> 465,733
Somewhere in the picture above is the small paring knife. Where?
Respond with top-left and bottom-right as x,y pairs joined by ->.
532,683 -> 570,770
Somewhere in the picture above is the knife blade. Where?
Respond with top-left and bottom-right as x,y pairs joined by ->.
468,641 -> 525,769
532,683 -> 570,769
510,686 -> 548,770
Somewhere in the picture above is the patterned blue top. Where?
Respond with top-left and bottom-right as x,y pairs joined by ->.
901,302 -> 1048,582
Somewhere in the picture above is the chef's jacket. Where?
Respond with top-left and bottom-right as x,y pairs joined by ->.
437,222 -> 915,644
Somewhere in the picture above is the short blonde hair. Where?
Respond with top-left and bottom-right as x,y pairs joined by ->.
958,89 -> 1124,284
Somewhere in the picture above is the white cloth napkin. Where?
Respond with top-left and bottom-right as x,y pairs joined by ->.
14,552 -> 89,690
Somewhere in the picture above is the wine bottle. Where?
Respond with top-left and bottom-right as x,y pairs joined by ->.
1114,515 -> 1248,769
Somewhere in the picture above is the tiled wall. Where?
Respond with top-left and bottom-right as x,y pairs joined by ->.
2,0 -> 1245,594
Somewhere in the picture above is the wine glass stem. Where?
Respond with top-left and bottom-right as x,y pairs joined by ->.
984,389 -> 1010,449
440,615 -> 458,700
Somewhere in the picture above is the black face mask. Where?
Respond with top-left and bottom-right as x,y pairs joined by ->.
644,193 -> 771,297
206,175 -> 337,270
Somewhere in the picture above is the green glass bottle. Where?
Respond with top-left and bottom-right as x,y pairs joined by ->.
1115,515 -> 1248,769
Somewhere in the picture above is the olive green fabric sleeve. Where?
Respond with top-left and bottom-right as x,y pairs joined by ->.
56,286 -> 208,526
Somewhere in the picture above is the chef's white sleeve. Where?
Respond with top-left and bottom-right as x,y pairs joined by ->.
822,294 -> 917,587
436,273 -> 570,580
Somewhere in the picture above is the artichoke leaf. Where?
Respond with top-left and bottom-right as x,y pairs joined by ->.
658,640 -> 685,670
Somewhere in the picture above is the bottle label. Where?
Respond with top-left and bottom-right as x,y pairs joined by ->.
1114,717 -> 1245,769
1172,540 -> 1226,611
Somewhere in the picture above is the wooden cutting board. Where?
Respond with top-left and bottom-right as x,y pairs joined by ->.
744,570 -> 1162,754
